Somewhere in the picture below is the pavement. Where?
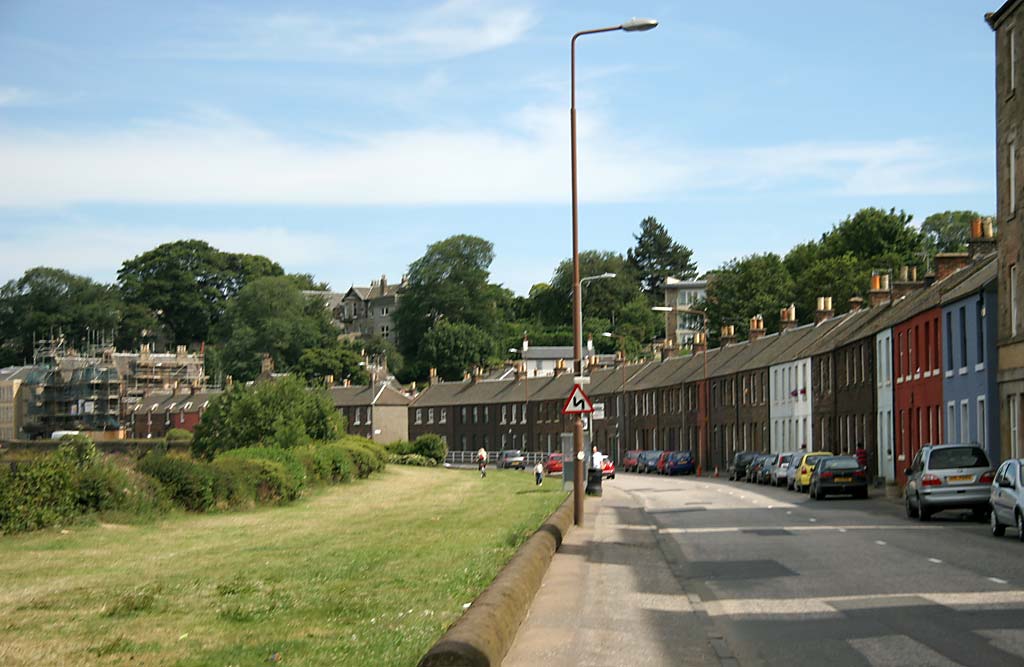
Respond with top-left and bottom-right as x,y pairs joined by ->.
504,472 -> 1024,667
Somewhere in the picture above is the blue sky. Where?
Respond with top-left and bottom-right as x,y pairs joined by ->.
0,0 -> 1000,295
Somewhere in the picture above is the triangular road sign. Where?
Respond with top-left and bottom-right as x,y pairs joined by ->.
562,384 -> 595,414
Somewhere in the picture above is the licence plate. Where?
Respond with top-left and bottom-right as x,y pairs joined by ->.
948,474 -> 973,483
835,477 -> 852,483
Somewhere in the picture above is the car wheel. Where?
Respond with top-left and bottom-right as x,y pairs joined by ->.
917,495 -> 930,521
991,508 -> 1006,537
1017,511 -> 1024,543
905,493 -> 918,518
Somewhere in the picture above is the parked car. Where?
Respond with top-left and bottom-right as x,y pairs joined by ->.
745,454 -> 765,483
729,451 -> 759,481
792,451 -> 834,492
665,450 -> 696,476
771,453 -> 794,486
602,459 -> 616,480
990,458 -> 1024,539
497,450 -> 526,470
905,444 -> 994,521
656,451 -> 672,475
637,450 -> 663,474
809,455 -> 868,500
622,450 -> 642,473
755,454 -> 778,484
544,452 -> 564,475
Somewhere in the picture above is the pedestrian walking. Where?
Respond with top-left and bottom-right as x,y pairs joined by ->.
591,445 -> 604,471
534,461 -> 544,486
477,447 -> 487,478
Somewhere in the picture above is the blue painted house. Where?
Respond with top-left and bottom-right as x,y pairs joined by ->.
941,257 -> 999,463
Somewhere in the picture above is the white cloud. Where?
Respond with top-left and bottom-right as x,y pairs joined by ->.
0,106 -> 985,209
0,86 -> 32,107
177,0 -> 536,63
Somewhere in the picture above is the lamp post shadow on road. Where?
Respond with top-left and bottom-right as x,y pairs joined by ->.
570,17 -> 657,526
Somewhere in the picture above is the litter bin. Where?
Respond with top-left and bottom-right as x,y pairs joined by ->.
586,467 -> 603,496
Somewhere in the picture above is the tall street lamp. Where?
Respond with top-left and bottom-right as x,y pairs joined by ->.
576,272 -> 617,359
655,305 -> 710,475
570,17 -> 657,526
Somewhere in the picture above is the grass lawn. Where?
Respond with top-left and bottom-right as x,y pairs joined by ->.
0,466 -> 567,666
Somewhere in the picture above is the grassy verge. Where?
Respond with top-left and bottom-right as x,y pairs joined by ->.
0,466 -> 566,666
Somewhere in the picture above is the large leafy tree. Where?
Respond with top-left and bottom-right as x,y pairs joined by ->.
292,343 -> 368,386
394,235 -> 504,360
705,253 -> 795,340
0,267 -> 124,365
537,251 -> 641,326
627,216 -> 698,301
819,207 -> 923,265
419,320 -> 496,381
920,210 -> 984,255
117,240 -> 284,345
214,276 -> 336,382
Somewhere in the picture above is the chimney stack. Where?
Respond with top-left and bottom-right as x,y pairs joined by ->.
325,374 -> 334,386
615,350 -> 626,366
968,217 -> 997,260
429,367 -> 438,386
748,315 -> 766,342
848,296 -> 865,313
553,359 -> 567,377
260,353 -> 275,376
692,332 -> 707,354
720,325 -> 738,346
934,252 -> 970,281
779,304 -> 797,332
814,296 -> 835,325
342,377 -> 351,387
868,272 -> 891,307
892,266 -> 926,300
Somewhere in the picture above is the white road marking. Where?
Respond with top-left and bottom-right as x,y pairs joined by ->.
786,511 -> 793,515
809,518 -> 817,523
990,577 -> 1009,584
702,590 -> 1024,619
659,525 -> 931,535
848,635 -> 960,667
928,558 -> 942,564
839,528 -> 847,533
767,505 -> 774,509
876,540 -> 887,545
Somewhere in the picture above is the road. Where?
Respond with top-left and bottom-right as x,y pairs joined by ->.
507,471 -> 1024,667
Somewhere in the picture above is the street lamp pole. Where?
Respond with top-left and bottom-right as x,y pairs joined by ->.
576,272 -> 617,359
571,17 -> 657,527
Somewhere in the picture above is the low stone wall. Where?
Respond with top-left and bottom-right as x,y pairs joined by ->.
418,495 -> 574,667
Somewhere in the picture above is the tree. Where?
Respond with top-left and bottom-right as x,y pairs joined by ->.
541,251 -> 641,326
393,235 -> 502,360
627,217 -> 698,300
192,375 -> 343,459
705,253 -> 795,340
214,276 -> 336,382
921,210 -> 984,255
819,207 -> 923,266
418,320 -> 496,381
117,240 -> 284,345
0,267 -> 124,366
293,344 -> 368,386
789,254 -> 863,325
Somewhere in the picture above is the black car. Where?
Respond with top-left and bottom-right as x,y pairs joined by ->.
637,450 -> 663,474
809,455 -> 868,500
729,451 -> 759,481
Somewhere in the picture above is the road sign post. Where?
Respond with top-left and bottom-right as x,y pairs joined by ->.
562,384 -> 595,522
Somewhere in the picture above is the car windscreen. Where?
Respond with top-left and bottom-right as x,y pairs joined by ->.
823,457 -> 860,470
507,450 -> 523,457
928,447 -> 989,470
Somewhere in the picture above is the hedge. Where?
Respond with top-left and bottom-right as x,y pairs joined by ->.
137,453 -> 215,512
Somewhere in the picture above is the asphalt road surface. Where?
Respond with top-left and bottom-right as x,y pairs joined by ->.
613,472 -> 1024,667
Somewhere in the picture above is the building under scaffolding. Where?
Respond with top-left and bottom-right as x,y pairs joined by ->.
20,337 -> 205,439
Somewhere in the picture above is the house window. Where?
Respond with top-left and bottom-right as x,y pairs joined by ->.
365,407 -> 371,425
978,397 -> 987,450
427,408 -> 434,424
511,403 -> 517,423
501,405 -> 507,423
440,408 -> 447,424
380,306 -> 389,316
461,407 -> 467,424
946,311 -> 954,371
472,406 -> 479,424
521,403 -> 527,424
946,402 -> 955,444
1011,141 -> 1018,213
898,332 -> 905,377
960,400 -> 970,443
354,408 -> 362,425
1013,265 -> 1020,337
977,298 -> 985,367
959,306 -> 968,371
381,325 -> 390,339
923,321 -> 930,373
484,406 -> 489,423
1011,395 -> 1021,458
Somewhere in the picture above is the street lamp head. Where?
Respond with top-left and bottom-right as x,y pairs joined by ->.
651,306 -> 673,312
621,17 -> 658,32
600,272 -> 617,279
601,332 -> 613,338
509,347 -> 519,353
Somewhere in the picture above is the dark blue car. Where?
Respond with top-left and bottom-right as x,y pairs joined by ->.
665,450 -> 695,476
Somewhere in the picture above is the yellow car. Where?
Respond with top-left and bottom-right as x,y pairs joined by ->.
792,452 -> 834,492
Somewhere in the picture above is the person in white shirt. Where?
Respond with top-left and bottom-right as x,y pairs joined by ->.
591,446 -> 605,470
534,461 -> 544,485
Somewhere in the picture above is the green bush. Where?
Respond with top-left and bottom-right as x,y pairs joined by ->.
385,440 -> 415,455
292,443 -> 354,484
412,433 -> 447,463
58,434 -> 98,469
137,453 -> 215,512
192,376 -> 343,459
75,459 -> 170,517
209,457 -> 298,506
165,428 -> 193,443
216,447 -> 305,494
339,440 -> 386,478
0,452 -> 78,534
388,453 -> 438,467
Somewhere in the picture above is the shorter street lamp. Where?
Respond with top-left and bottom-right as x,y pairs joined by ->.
576,272 -> 617,363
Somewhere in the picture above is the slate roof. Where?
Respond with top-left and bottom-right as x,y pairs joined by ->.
0,366 -> 33,382
941,255 -> 997,304
330,384 -> 411,408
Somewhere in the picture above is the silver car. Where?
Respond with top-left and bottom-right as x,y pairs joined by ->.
905,444 -> 995,521
990,458 -> 1024,540
772,453 -> 794,486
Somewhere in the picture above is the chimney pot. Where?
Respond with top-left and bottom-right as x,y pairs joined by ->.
849,296 -> 865,312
